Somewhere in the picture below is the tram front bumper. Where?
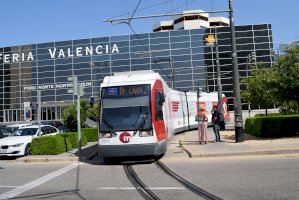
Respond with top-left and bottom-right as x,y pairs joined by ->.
98,143 -> 159,158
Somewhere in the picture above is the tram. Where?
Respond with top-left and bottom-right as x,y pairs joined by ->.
98,70 -> 229,159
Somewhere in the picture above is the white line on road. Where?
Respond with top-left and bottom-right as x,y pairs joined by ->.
0,162 -> 81,200
99,187 -> 185,190
0,186 -> 18,188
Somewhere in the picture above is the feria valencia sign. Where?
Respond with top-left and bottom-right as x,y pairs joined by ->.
0,44 -> 119,64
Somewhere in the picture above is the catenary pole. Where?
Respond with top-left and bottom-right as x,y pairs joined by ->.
229,0 -> 244,142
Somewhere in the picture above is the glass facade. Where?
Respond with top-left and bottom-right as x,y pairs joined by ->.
0,24 -> 273,122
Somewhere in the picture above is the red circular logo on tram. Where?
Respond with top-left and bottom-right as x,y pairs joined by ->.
119,132 -> 132,143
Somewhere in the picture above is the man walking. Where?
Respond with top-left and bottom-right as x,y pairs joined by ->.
212,105 -> 223,142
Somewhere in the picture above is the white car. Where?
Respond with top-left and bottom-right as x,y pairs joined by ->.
6,124 -> 32,134
0,125 -> 60,157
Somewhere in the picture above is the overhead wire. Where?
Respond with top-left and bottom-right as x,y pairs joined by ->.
110,0 -> 181,20
117,0 -> 174,82
166,0 -> 198,14
111,0 -> 205,88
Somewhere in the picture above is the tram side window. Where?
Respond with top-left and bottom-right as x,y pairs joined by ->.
155,91 -> 164,121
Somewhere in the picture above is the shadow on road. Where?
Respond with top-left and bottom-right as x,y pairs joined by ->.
0,156 -> 18,161
73,143 -> 158,166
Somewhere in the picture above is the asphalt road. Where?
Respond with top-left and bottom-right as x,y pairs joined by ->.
0,152 -> 298,200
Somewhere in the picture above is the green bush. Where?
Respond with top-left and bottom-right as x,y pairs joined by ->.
82,128 -> 98,142
245,115 -> 299,138
31,135 -> 72,155
61,132 -> 88,148
254,113 -> 280,117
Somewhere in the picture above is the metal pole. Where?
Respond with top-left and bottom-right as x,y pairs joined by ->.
91,64 -> 94,98
37,90 -> 41,136
229,0 -> 244,142
108,61 -> 113,76
246,54 -> 251,118
77,85 -> 81,156
205,66 -> 209,93
214,27 -> 224,123
196,83 -> 200,130
210,45 -> 216,91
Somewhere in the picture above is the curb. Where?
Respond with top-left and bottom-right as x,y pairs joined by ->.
182,147 -> 299,158
16,149 -> 98,163
17,156 -> 79,163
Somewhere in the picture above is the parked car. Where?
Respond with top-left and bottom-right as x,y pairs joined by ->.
32,121 -> 69,132
0,127 -> 13,139
0,125 -> 59,157
6,124 -> 32,133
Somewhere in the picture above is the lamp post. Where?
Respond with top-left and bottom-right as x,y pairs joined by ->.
214,26 -> 225,127
196,84 -> 202,129
89,62 -> 95,98
204,26 -> 224,128
108,61 -> 113,75
229,0 -> 244,142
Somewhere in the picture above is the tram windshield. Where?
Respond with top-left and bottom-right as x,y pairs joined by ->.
100,85 -> 152,132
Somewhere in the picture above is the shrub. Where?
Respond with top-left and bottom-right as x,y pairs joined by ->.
82,128 -> 98,142
31,135 -> 72,155
254,113 -> 280,117
245,115 -> 299,138
61,132 -> 88,148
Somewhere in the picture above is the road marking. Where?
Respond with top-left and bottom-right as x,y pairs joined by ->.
99,187 -> 185,190
0,163 -> 81,200
0,185 -> 18,188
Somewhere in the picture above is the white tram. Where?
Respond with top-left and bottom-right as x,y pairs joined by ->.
98,70 -> 229,158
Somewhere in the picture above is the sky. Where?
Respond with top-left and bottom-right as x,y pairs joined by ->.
0,0 -> 298,48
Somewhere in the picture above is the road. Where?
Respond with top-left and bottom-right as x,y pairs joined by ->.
0,142 -> 298,199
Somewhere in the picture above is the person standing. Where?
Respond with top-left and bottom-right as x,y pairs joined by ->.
212,105 -> 223,142
196,107 -> 208,144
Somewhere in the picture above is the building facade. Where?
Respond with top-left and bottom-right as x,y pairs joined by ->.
153,9 -> 229,32
0,23 -> 273,123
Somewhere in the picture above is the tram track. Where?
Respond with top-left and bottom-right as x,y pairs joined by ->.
123,160 -> 223,200
155,161 -> 223,200
123,165 -> 161,200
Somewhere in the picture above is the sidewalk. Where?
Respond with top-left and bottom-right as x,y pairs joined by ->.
16,142 -> 98,163
179,128 -> 299,158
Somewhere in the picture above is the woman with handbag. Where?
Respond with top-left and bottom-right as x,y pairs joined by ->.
196,107 -> 208,144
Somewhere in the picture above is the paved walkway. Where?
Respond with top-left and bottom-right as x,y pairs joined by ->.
180,128 -> 299,158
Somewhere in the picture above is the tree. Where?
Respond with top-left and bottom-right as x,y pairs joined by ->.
242,65 -> 277,115
62,99 -> 89,131
87,103 -> 100,122
272,44 -> 299,112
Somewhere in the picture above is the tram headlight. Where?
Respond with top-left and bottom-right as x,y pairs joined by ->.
100,132 -> 112,138
138,130 -> 153,137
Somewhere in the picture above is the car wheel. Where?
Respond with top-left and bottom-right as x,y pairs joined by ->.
24,144 -> 30,156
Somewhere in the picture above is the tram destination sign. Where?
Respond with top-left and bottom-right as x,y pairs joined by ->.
103,84 -> 150,97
